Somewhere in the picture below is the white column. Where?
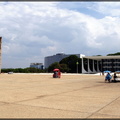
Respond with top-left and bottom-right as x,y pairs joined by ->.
93,60 -> 97,73
88,59 -> 93,73
97,60 -> 100,72
82,57 -> 87,74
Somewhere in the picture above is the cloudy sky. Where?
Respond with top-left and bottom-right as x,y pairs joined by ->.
1,1 -> 120,68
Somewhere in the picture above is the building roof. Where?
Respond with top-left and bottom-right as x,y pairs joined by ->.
83,55 -> 120,60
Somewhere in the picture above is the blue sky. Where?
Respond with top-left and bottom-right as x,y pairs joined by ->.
1,1 -> 120,68
57,2 -> 105,19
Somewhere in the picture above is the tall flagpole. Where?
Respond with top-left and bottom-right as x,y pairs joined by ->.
0,37 -> 2,73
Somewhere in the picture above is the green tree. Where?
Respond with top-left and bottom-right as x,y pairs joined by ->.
107,52 -> 120,56
59,64 -> 70,73
47,62 -> 60,72
60,55 -> 82,73
47,62 -> 69,73
1,67 -> 45,73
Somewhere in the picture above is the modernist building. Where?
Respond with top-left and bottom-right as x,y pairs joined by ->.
44,53 -> 85,68
45,53 -> 120,73
82,55 -> 120,73
30,63 -> 43,69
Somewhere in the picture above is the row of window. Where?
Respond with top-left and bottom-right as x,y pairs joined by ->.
103,62 -> 120,63
102,68 -> 120,71
102,59 -> 120,62
103,63 -> 120,66
103,66 -> 120,68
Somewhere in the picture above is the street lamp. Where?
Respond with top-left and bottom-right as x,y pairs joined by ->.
76,61 -> 79,73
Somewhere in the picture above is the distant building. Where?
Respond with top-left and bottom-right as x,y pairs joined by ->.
30,63 -> 43,70
44,53 -> 85,68
82,55 -> 120,73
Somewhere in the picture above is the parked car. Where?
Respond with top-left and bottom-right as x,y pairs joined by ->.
8,72 -> 13,74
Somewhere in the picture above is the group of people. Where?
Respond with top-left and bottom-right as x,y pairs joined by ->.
105,72 -> 117,83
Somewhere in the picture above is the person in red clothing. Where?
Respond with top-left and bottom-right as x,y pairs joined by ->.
53,69 -> 61,78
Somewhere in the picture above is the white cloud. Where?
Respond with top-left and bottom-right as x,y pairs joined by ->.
2,45 -> 9,54
87,2 -> 120,17
1,2 -> 120,68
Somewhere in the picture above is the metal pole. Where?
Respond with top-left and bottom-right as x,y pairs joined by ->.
76,61 -> 79,74
0,37 -> 2,73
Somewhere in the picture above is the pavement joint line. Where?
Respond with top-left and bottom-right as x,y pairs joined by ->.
0,101 -> 10,104
0,81 -> 91,91
2,99 -> 119,118
4,83 -> 107,104
9,101 -> 92,115
9,87 -> 95,103
5,88 -> 86,103
91,112 -> 120,118
86,95 -> 120,118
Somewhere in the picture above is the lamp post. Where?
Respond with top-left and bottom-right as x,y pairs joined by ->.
76,61 -> 79,73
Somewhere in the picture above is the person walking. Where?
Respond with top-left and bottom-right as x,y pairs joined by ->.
113,73 -> 117,82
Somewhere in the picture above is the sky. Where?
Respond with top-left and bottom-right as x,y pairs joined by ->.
1,1 -> 120,68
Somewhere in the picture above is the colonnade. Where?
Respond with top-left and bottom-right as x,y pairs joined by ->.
82,57 -> 101,73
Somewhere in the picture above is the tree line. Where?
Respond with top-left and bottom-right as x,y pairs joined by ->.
1,55 -> 82,73
2,52 -> 120,73
1,67 -> 45,73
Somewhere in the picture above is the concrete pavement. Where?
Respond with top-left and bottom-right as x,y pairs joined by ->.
0,73 -> 120,118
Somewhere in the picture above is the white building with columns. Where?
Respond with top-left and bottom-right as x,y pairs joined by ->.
82,55 -> 120,73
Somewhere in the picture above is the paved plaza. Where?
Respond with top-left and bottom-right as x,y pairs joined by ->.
0,73 -> 120,118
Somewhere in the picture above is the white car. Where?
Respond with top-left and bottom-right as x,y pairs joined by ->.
8,72 -> 13,74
